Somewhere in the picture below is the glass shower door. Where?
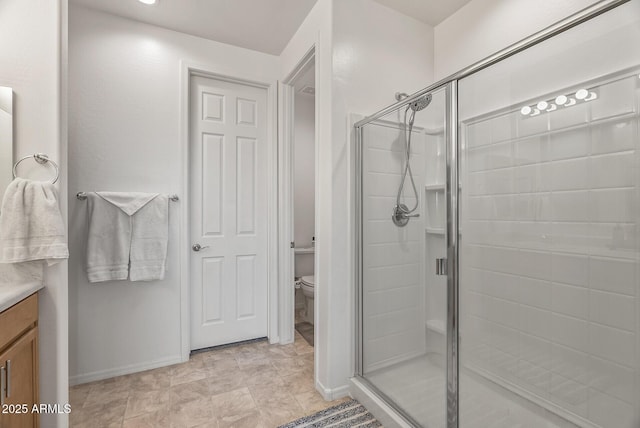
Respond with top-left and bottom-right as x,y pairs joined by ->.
357,86 -> 449,427
458,2 -> 640,427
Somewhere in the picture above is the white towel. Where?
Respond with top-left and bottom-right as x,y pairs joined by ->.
128,195 -> 169,281
85,192 -> 169,282
85,193 -> 136,282
0,178 -> 68,265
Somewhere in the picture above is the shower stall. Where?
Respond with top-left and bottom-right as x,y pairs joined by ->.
352,1 -> 640,427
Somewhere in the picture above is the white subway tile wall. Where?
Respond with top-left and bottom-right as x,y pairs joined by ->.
460,74 -> 640,428
362,121 -> 427,373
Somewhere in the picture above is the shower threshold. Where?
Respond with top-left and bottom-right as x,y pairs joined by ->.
357,353 -> 591,428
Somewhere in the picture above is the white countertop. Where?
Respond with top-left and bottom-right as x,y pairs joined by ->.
0,281 -> 43,313
0,262 -> 44,313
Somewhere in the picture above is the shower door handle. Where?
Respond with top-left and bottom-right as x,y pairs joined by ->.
436,258 -> 447,276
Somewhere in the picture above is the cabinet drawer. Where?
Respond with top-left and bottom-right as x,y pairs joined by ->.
0,294 -> 38,351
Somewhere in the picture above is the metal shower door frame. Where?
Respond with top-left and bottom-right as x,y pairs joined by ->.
444,80 -> 459,428
353,1 -> 631,427
353,82 -> 452,428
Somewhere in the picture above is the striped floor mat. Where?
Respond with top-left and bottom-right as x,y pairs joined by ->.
279,399 -> 382,428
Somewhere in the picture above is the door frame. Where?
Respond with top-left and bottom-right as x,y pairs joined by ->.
277,47 -> 316,345
179,62 -> 279,361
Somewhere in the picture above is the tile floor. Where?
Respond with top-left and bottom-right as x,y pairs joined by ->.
69,331 -> 349,428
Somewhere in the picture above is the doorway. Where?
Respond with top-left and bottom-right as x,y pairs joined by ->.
291,60 -> 316,346
279,49 -> 317,348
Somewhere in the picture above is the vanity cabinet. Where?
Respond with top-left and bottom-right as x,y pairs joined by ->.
0,293 -> 39,428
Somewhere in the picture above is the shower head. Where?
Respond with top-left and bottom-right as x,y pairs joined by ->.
392,91 -> 432,227
395,92 -> 409,102
409,93 -> 432,111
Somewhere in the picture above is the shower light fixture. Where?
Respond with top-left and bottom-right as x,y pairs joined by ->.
555,95 -> 568,105
554,94 -> 576,107
574,88 -> 598,100
575,88 -> 589,100
520,87 -> 597,117
138,0 -> 157,4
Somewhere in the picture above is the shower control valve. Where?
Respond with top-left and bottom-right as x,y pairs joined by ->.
392,204 -> 420,227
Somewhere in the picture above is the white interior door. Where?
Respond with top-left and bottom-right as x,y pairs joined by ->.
190,75 -> 268,350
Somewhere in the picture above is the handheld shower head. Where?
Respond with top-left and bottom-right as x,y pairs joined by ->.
409,93 -> 432,111
392,91 -> 432,227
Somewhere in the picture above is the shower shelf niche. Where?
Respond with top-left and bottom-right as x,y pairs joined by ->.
425,227 -> 445,235
424,183 -> 445,191
424,183 -> 446,233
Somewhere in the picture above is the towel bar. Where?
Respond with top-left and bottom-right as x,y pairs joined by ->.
76,192 -> 179,202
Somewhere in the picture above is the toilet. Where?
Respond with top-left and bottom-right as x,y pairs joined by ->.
300,275 -> 315,324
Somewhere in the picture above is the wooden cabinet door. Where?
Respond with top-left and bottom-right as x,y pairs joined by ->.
0,328 -> 38,428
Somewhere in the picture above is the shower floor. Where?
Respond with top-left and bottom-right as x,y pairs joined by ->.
365,354 -> 581,428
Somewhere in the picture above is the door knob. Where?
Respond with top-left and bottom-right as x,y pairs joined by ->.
192,243 -> 210,252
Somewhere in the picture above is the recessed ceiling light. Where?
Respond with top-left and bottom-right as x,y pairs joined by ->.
300,85 -> 315,96
139,0 -> 157,4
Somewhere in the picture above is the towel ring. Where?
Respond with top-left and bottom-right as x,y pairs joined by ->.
12,153 -> 60,184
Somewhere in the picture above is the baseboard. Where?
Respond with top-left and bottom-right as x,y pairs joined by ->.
316,378 -> 351,401
69,355 -> 184,386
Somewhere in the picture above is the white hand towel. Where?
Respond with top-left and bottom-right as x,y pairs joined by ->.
85,192 -> 168,282
0,178 -> 68,265
95,192 -> 159,216
129,195 -> 169,282
85,193 -> 134,282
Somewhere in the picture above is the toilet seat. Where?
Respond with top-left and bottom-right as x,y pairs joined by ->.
300,275 -> 315,287
299,275 -> 315,325
300,275 -> 315,298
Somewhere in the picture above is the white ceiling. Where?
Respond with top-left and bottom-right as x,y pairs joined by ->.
71,0 -> 318,55
372,0 -> 473,26
71,0 -> 473,55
